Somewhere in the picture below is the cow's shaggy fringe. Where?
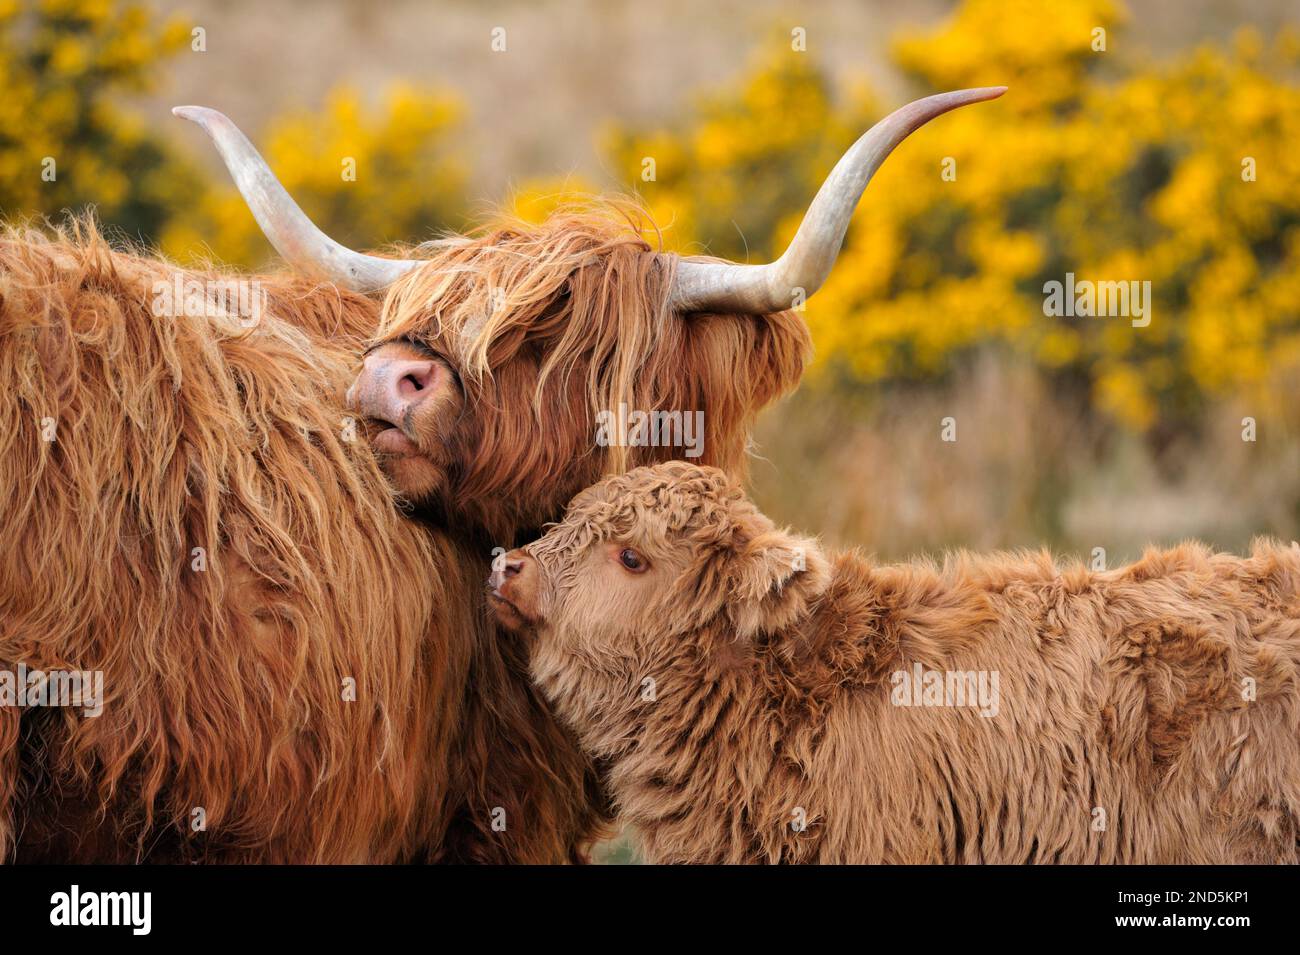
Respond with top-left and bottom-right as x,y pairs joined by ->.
0,219 -> 463,861
523,463 -> 1300,864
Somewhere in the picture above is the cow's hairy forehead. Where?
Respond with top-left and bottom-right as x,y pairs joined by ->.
374,206 -> 664,378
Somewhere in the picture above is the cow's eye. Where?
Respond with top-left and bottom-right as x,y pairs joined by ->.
618,548 -> 648,573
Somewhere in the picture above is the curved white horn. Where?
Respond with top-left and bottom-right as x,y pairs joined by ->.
173,105 -> 422,293
669,86 -> 1007,314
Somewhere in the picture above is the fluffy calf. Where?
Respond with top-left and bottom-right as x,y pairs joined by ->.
490,462 -> 1300,864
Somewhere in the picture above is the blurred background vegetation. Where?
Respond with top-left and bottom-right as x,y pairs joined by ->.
3,0 -> 1300,857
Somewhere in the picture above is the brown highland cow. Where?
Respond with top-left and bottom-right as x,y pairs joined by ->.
0,87 -> 1003,861
490,462 -> 1300,864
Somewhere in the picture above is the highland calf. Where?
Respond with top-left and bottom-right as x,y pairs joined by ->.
490,462 -> 1300,864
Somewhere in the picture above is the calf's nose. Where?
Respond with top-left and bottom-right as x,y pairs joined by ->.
490,549 -> 532,594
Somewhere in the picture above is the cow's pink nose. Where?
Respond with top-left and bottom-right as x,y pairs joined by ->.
392,359 -> 438,398
347,354 -> 441,435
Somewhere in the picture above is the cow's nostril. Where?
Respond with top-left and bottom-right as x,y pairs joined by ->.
396,362 -> 437,399
351,354 -> 443,437
503,558 -> 524,579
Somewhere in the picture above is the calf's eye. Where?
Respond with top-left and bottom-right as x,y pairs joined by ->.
618,548 -> 648,573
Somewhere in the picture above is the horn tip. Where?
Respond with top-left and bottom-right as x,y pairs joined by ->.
956,86 -> 1008,103
172,105 -> 224,128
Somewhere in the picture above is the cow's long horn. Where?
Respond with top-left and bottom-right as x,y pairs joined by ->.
173,106 -> 421,293
668,86 -> 1007,314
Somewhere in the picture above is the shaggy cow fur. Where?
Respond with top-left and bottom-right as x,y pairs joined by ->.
370,203 -> 810,537
0,220 -> 458,861
493,462 -> 1300,864
0,208 -> 809,862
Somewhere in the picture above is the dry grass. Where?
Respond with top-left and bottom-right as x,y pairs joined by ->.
752,353 -> 1300,565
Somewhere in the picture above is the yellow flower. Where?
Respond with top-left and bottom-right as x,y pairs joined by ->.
602,0 -> 1300,431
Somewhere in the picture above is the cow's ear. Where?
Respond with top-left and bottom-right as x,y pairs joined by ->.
726,528 -> 830,639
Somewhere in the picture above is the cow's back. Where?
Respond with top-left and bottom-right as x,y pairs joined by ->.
1088,541 -> 1300,862
0,225 -> 456,861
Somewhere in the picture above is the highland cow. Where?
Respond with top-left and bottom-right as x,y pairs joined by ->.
490,462 -> 1300,864
0,87 -> 1002,862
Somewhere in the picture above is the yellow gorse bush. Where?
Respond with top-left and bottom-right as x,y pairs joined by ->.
610,0 -> 1300,429
604,46 -> 873,263
0,0 -> 195,239
0,3 -> 467,268
2,0 -> 1297,431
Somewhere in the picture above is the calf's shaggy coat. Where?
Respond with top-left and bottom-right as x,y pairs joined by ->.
493,462 -> 1300,864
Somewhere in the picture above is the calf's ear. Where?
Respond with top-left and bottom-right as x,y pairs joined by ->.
726,529 -> 830,639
